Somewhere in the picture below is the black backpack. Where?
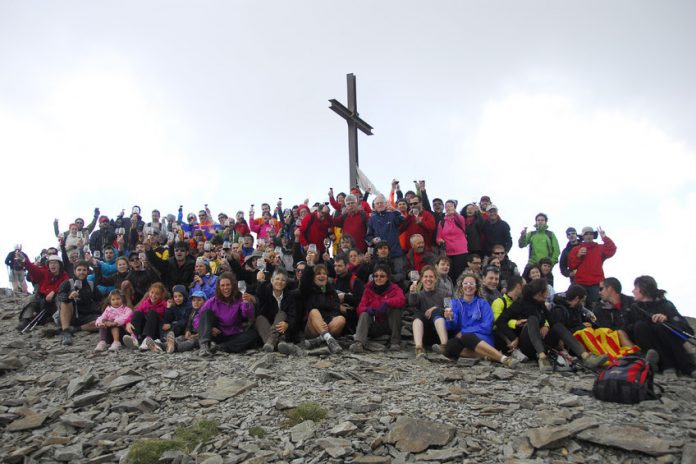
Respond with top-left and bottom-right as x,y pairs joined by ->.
592,355 -> 661,404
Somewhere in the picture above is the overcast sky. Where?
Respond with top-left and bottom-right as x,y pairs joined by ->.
1,1 -> 694,314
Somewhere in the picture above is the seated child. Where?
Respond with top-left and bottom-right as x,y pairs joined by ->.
94,290 -> 133,352
166,290 -> 206,353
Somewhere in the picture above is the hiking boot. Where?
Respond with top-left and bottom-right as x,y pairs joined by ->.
262,342 -> 275,353
538,355 -> 552,373
277,341 -> 300,356
199,342 -> 212,357
431,343 -> 446,355
501,355 -> 520,369
146,338 -> 163,353
645,349 -> 660,371
166,332 -> 176,354
303,336 -> 323,350
389,343 -> 402,352
122,335 -> 139,350
140,337 -> 151,351
326,337 -> 343,354
582,353 -> 608,369
510,349 -> 529,363
415,346 -> 425,359
209,342 -> 220,354
349,342 -> 364,353
67,325 -> 80,334
94,341 -> 108,352
61,331 -> 72,346
109,341 -> 122,351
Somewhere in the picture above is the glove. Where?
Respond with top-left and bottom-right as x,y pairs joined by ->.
376,303 -> 389,315
366,308 -> 376,317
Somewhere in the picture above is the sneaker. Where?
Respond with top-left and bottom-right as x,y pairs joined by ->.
415,346 -> 426,359
582,353 -> 609,369
140,337 -> 151,351
199,342 -> 212,357
122,335 -> 139,350
166,332 -> 176,354
94,341 -> 108,352
349,342 -> 364,353
67,325 -> 80,334
61,331 -> 73,346
538,355 -> 552,373
645,349 -> 660,371
326,337 -> 343,354
510,349 -> 529,363
501,355 -> 520,368
431,343 -> 446,355
146,337 -> 163,353
277,341 -> 300,356
262,342 -> 275,353
41,326 -> 60,338
303,336 -> 324,350
209,342 -> 220,354
109,341 -> 122,351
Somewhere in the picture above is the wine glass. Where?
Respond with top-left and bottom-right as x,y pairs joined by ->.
409,271 -> 420,283
323,238 -> 332,250
238,281 -> 247,294
443,297 -> 453,320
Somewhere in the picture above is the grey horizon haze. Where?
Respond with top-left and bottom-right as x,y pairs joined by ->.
0,1 -> 694,314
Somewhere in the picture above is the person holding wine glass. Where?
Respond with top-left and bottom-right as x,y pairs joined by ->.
408,265 -> 450,360
444,271 -> 519,367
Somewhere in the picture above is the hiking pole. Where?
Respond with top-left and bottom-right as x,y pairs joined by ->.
631,304 -> 696,347
21,308 -> 46,334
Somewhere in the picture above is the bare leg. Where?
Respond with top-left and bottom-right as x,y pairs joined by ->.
60,302 -> 73,331
327,316 -> 346,336
434,318 -> 449,344
473,340 -> 505,362
618,329 -> 635,347
412,319 -> 424,347
110,326 -> 121,342
306,309 -> 328,337
80,321 -> 97,332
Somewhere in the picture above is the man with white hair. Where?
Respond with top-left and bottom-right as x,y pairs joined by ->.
366,194 -> 406,280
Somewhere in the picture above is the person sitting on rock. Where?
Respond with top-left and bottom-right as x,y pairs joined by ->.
350,264 -> 406,353
254,269 -> 299,355
161,285 -> 193,341
123,282 -> 168,351
165,290 -> 206,353
192,272 -> 258,356
94,290 -> 133,352
624,275 -> 695,377
299,252 -> 345,354
496,279 -> 608,372
434,255 -> 454,297
444,271 -> 519,368
409,265 -> 451,361
332,254 -> 365,334
190,257 -> 217,300
56,260 -> 101,345
17,254 -> 68,331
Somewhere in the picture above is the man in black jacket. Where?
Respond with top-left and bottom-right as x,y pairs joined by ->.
146,241 -> 195,291
559,227 -> 581,282
481,205 -> 512,256
332,255 -> 365,333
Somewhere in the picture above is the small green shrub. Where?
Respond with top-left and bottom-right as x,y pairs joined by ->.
127,420 -> 220,463
284,402 -> 327,426
248,426 -> 267,438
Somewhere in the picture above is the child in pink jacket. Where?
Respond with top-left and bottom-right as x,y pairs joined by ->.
95,290 -> 133,352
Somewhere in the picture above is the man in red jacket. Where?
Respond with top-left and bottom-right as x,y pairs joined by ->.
399,195 -> 436,252
18,255 -> 69,330
568,226 -> 617,306
299,204 -> 334,254
333,194 -> 369,252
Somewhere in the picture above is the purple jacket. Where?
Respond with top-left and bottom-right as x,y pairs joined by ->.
192,297 -> 254,336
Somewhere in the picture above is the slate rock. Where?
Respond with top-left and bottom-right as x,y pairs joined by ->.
316,437 -> 352,458
353,456 -> 392,464
113,397 -> 160,413
106,375 -> 144,392
527,416 -> 597,449
60,413 -> 95,429
329,421 -> 358,436
387,416 -> 456,453
72,390 -> 108,408
54,443 -> 84,462
492,367 -> 514,380
414,448 -> 466,461
66,372 -> 97,398
577,424 -> 674,456
200,378 -> 256,401
290,420 -> 317,443
683,443 -> 696,464
162,370 -> 179,379
7,412 -> 48,432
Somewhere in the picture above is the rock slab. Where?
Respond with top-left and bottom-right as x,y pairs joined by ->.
577,424 -> 674,456
387,416 -> 456,453
200,378 -> 257,401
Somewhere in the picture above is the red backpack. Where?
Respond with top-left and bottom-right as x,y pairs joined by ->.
592,355 -> 661,404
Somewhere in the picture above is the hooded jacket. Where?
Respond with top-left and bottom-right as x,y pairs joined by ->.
357,281 -> 406,324
25,260 -> 68,297
518,225 -> 560,266
164,285 -> 193,331
568,237 -> 617,286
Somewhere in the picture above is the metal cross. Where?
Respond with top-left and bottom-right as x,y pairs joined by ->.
329,73 -> 374,188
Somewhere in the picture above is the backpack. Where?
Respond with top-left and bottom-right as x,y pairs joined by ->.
592,355 -> 661,404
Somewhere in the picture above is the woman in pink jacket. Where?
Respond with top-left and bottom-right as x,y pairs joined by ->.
123,282 -> 168,351
349,264 -> 406,353
436,200 -> 469,283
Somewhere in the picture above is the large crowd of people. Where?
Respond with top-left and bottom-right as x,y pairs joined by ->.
6,179 -> 695,378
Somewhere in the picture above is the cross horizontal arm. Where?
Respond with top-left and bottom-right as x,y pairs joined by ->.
329,99 -> 374,135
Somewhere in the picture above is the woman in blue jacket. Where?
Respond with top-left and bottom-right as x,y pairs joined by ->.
445,271 -> 518,368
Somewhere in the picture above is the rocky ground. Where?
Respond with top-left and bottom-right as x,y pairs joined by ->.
1,291 -> 695,464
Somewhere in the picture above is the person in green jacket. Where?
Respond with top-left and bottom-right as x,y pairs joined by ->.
518,213 -> 560,267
